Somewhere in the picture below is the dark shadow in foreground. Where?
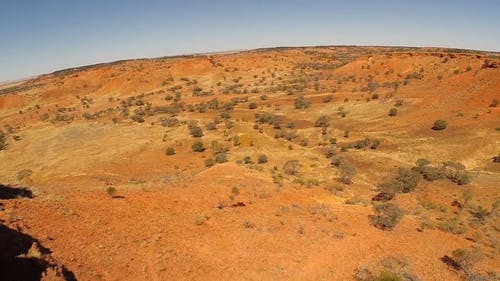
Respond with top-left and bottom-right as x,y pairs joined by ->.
0,183 -> 77,281
0,184 -> 33,199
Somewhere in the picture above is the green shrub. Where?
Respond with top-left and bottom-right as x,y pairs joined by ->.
257,154 -> 268,164
192,141 -> 205,152
165,147 -> 175,155
432,119 -> 448,130
369,203 -> 404,230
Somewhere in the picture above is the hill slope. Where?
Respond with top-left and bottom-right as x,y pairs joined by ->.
0,46 -> 499,281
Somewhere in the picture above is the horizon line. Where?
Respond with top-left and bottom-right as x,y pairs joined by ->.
2,44 -> 499,84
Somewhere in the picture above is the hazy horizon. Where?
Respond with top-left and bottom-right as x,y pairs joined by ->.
1,0 -> 499,82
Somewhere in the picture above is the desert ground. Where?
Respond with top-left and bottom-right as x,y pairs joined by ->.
0,46 -> 499,281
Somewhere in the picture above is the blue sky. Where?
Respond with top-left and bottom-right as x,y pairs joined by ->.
1,0 -> 499,82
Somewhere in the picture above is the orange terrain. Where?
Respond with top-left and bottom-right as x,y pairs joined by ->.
0,46 -> 499,281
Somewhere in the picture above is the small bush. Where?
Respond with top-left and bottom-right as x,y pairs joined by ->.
375,271 -> 402,281
388,108 -> 397,117
415,158 -> 431,167
189,126 -> 204,137
192,141 -> 205,152
353,138 -> 371,150
106,186 -> 117,197
283,160 -> 301,175
323,95 -> 333,103
231,186 -> 240,195
165,147 -> 175,155
16,169 -> 33,181
369,203 -> 404,230
438,218 -> 467,234
314,115 -> 329,128
294,96 -> 311,109
300,139 -> 308,147
371,93 -> 379,100
370,139 -> 381,149
257,154 -> 268,164
232,135 -> 240,146
394,99 -> 403,107
204,158 -> 215,167
215,152 -> 228,163
450,248 -> 481,278
490,98 -> 498,107
413,165 -> 444,181
248,102 -> 257,109
441,161 -> 473,185
330,155 -> 345,167
243,156 -> 253,164
0,130 -> 7,150
432,119 -> 448,130
378,168 -> 421,193
205,122 -> 217,131
338,163 -> 356,184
